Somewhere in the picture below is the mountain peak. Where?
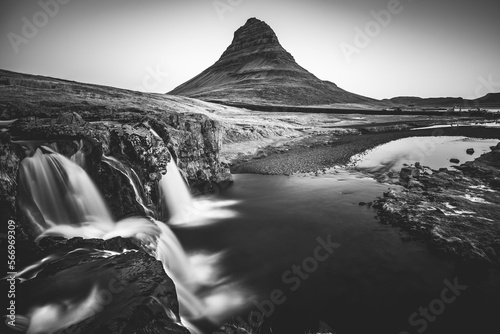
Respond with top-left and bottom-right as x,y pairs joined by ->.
219,17 -> 294,63
169,18 -> 377,106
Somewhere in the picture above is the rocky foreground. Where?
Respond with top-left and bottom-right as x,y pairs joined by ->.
0,70 -> 237,334
1,236 -> 189,334
373,143 -> 500,265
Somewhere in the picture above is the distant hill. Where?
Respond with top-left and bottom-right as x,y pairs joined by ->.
384,93 -> 500,109
168,18 -> 379,108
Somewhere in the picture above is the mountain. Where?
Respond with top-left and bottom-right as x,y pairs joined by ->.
168,18 -> 379,108
385,92 -> 500,109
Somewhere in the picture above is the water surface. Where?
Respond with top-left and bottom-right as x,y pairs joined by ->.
352,136 -> 498,173
176,172 -> 481,333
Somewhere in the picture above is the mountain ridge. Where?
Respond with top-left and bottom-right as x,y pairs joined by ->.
168,18 -> 379,107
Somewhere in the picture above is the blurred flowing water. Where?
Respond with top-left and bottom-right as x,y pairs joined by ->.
175,173 -> 458,333
18,148 -> 238,333
15,137 -> 500,334
177,174 -> 499,333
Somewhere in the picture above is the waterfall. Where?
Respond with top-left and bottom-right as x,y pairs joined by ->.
160,160 -> 195,221
159,160 -> 240,227
21,147 -> 114,229
19,148 -> 207,329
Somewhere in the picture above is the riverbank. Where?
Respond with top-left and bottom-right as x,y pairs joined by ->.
373,142 -> 500,265
228,124 -> 500,267
230,126 -> 500,175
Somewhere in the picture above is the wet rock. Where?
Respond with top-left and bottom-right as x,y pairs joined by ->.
466,148 -> 475,155
450,158 -> 460,164
490,177 -> 500,190
11,237 -> 189,334
213,324 -> 251,334
374,148 -> 500,265
399,166 -> 420,181
383,189 -> 398,199
0,133 -> 21,220
38,236 -> 142,258
407,179 -> 425,190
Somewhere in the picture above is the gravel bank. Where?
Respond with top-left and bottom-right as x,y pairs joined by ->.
231,127 -> 500,175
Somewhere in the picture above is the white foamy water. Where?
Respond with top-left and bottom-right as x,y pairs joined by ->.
159,160 -> 240,227
19,149 -> 236,331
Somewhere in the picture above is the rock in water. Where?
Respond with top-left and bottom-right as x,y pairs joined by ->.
11,237 -> 190,334
399,166 -> 420,181
169,18 -> 377,106
450,158 -> 460,164
466,148 -> 475,155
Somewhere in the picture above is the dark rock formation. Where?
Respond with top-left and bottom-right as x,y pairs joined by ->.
399,166 -> 420,182
2,237 -> 189,334
0,69 -> 232,188
374,143 -> 500,264
0,133 -> 21,224
0,69 -> 234,222
169,18 -> 378,107
0,70 -> 234,334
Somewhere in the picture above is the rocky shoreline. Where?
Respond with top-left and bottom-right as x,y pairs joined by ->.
229,124 -> 500,267
230,126 -> 500,175
372,142 -> 500,265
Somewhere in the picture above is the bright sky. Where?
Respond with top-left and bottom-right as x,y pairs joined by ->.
1,0 -> 499,100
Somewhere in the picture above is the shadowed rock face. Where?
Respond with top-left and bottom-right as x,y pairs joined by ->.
5,237 -> 189,334
0,69 -> 232,191
169,17 -> 378,106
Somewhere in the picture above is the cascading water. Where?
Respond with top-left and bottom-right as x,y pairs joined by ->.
160,159 -> 196,221
19,147 -> 209,331
21,147 -> 114,230
159,160 -> 240,227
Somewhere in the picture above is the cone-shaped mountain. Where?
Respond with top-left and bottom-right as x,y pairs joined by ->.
169,18 -> 378,106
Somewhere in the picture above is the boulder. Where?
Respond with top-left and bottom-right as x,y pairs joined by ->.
8,237 -> 189,334
399,166 -> 420,181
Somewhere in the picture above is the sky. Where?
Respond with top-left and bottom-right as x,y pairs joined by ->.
1,0 -> 499,100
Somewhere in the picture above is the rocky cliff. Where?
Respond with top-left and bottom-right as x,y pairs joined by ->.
169,18 -> 378,107
0,69 -> 232,185
0,69 -> 236,333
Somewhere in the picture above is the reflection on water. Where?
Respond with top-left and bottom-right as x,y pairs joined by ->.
352,136 -> 498,173
176,172 -> 483,333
